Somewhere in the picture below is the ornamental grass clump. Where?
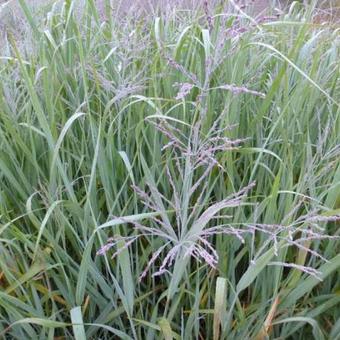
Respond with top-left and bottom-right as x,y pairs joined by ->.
98,94 -> 339,292
98,115 -> 255,282
0,1 -> 339,339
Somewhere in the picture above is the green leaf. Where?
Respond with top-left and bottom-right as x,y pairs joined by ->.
76,237 -> 95,306
158,318 -> 173,340
237,247 -> 277,293
5,262 -> 46,294
213,277 -> 227,340
117,238 -> 135,316
281,254 -> 340,309
272,316 -> 324,340
70,306 -> 86,340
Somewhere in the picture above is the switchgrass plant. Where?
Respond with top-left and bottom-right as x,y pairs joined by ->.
0,0 -> 339,339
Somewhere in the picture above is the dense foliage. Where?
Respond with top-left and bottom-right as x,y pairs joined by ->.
0,1 -> 339,339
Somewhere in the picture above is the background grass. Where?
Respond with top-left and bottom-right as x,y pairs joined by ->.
0,0 -> 339,339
